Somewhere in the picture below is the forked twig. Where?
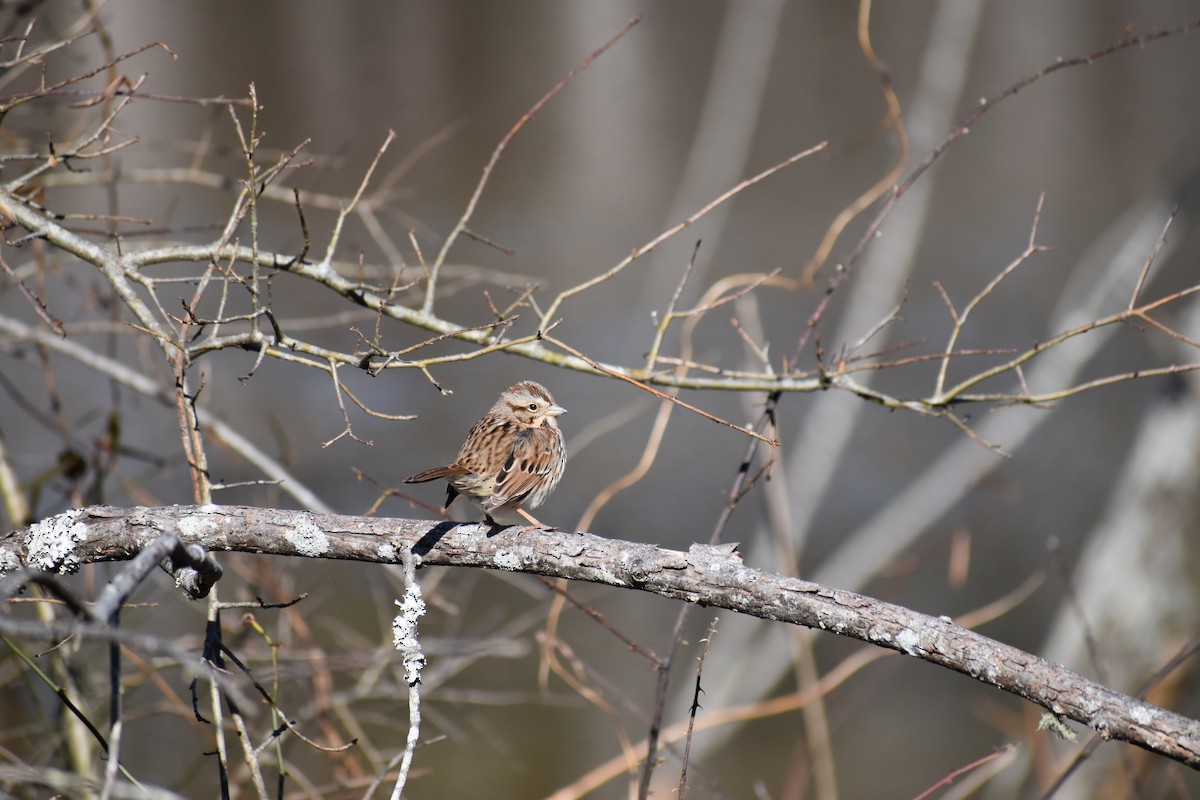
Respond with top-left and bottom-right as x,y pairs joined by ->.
933,193 -> 1049,397
321,360 -> 373,448
323,130 -> 397,265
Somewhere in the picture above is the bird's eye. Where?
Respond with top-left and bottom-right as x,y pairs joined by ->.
527,402 -> 539,412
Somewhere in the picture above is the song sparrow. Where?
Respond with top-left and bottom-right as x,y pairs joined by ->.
405,381 -> 566,525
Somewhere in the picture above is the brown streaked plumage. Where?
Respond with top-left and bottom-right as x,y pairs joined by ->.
405,381 -> 566,524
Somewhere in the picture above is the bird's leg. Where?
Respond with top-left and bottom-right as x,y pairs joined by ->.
516,508 -> 556,530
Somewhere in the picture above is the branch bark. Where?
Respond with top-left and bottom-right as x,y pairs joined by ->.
4,504 -> 1199,770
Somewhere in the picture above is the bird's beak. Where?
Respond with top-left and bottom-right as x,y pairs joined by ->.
548,404 -> 567,417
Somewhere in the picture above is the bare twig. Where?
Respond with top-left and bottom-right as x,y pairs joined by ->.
539,141 -> 828,329
0,249 -> 63,335
542,334 -> 780,446
678,618 -> 719,799
423,15 -> 642,315
1127,207 -> 1177,310
799,0 -> 908,284
933,193 -> 1049,398
323,130 -> 397,266
911,744 -> 1019,800
321,360 -> 373,448
810,16 -> 1200,339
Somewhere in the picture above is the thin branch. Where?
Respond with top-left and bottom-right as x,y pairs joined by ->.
323,130 -> 397,266
538,141 -> 828,329
933,193 -> 1049,397
808,17 -> 1200,338
423,15 -> 642,315
542,334 -> 780,446
1127,207 -> 1176,310
678,617 -> 718,799
799,0 -> 908,284
0,248 -> 63,335
321,359 -> 373,448
911,744 -> 1019,800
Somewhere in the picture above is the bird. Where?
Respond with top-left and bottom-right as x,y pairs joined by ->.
404,381 -> 566,526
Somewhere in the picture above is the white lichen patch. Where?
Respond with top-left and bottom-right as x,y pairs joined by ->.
177,513 -> 220,539
393,583 -> 428,686
283,518 -> 329,556
0,546 -> 22,574
493,549 -> 522,571
896,627 -> 927,657
1131,704 -> 1159,726
25,508 -> 88,573
377,542 -> 398,562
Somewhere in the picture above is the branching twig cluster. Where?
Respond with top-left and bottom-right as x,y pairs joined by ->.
0,11 -> 1192,465
1,6 -> 1199,799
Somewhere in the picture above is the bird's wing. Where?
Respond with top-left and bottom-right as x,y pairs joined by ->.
488,429 -> 555,510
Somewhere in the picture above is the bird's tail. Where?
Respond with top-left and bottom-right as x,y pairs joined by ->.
404,465 -> 468,484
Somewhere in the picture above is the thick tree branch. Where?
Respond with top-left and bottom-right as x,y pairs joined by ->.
4,504 -> 1199,770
